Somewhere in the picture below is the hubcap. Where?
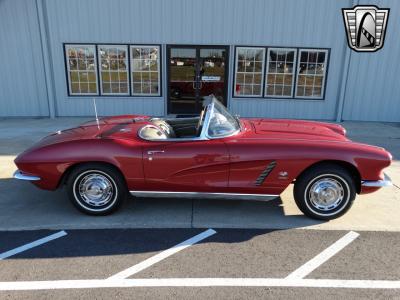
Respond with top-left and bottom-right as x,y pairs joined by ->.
308,178 -> 344,211
78,173 -> 114,206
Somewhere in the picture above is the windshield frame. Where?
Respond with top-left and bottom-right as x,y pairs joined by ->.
139,96 -> 241,142
201,97 -> 241,140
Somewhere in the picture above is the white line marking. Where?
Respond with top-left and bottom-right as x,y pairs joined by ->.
0,231 -> 67,260
0,278 -> 400,291
286,231 -> 360,279
107,229 -> 217,280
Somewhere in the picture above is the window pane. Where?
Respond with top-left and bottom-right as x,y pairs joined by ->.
65,45 -> 98,95
253,85 -> 261,95
99,45 -> 129,95
296,86 -> 305,97
119,72 -> 127,81
101,72 -> 110,81
70,72 -> 78,82
266,85 -> 274,95
315,76 -> 323,86
130,45 -> 160,95
317,52 -> 326,63
284,75 -> 293,85
275,74 -> 284,84
283,86 -> 292,96
300,52 -> 308,62
295,49 -> 328,99
268,62 -> 277,73
265,48 -> 296,97
79,72 -> 88,82
267,74 -> 275,84
69,59 -> 78,70
71,83 -> 79,93
305,86 -> 313,96
236,73 -> 245,84
120,83 -> 128,94
313,86 -> 322,97
88,72 -> 96,82
88,83 -> 97,93
150,82 -> 159,94
234,47 -> 265,97
111,83 -> 120,93
133,82 -> 142,93
275,85 -> 283,95
102,83 -> 111,94
80,83 -> 89,93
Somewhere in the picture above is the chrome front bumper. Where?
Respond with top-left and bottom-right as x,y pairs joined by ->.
361,173 -> 392,187
13,170 -> 41,181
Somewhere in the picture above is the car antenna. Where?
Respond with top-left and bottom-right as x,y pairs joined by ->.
93,97 -> 100,130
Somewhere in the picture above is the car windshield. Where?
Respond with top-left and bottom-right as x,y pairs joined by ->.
207,98 -> 240,138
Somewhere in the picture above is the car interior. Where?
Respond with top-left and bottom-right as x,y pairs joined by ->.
139,106 -> 207,140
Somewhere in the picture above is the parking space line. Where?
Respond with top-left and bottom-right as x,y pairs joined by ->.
0,278 -> 400,290
286,231 -> 359,279
107,229 -> 217,280
0,231 -> 67,260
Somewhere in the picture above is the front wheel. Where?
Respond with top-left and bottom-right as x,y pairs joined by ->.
293,164 -> 356,220
67,164 -> 127,215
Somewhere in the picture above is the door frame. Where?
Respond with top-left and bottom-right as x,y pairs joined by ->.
166,44 -> 230,115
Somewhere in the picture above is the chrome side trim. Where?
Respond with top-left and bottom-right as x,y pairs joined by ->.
361,173 -> 393,187
13,170 -> 41,181
130,191 -> 279,201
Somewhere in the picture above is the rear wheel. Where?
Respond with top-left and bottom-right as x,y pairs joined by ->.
67,164 -> 127,215
293,164 -> 356,220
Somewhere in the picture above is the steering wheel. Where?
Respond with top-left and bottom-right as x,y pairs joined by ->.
196,107 -> 206,136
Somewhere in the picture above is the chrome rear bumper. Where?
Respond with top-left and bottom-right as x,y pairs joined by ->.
361,173 -> 392,187
13,170 -> 41,181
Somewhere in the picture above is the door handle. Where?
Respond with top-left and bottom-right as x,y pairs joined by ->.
147,150 -> 165,155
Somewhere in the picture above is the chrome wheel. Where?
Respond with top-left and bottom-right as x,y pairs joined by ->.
308,177 -> 344,211
69,165 -> 125,215
78,173 -> 114,207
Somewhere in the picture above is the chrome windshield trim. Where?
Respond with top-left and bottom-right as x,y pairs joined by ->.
361,173 -> 393,187
130,190 -> 279,201
13,170 -> 41,181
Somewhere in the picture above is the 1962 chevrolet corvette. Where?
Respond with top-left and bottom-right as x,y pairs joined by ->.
14,96 -> 392,220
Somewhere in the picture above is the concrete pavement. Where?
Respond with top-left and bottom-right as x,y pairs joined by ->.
0,118 -> 399,231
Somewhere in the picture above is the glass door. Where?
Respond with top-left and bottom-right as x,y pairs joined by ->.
167,45 -> 228,115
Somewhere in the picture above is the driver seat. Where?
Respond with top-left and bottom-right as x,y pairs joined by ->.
152,119 -> 176,138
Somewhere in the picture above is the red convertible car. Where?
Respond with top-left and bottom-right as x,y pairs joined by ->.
14,96 -> 392,220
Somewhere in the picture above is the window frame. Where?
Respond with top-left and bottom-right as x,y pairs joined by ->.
232,46 -> 330,101
64,44 -> 99,96
63,43 -> 162,97
130,45 -> 161,97
233,46 -> 266,98
97,44 -> 130,96
264,47 -> 297,99
294,48 -> 329,100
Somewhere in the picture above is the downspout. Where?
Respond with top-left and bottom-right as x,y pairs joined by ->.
335,43 -> 352,122
35,0 -> 56,118
336,0 -> 358,122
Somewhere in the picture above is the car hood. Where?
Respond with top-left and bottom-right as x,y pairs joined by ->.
246,118 -> 349,142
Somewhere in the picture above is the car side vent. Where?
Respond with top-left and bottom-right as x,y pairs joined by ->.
255,161 -> 277,186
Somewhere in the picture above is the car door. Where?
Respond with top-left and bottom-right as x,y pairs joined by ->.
142,139 -> 229,192
225,138 -> 289,196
